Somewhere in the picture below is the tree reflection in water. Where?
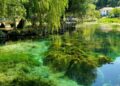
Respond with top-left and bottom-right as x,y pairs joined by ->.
45,24 -> 120,86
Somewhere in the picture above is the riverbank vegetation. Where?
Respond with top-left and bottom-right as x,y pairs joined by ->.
98,17 -> 120,23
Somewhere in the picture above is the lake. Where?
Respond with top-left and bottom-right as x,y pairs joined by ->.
0,23 -> 120,86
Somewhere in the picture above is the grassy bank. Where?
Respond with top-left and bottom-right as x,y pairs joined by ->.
98,17 -> 120,23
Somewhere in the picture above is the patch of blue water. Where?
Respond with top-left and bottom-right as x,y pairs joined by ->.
93,57 -> 120,86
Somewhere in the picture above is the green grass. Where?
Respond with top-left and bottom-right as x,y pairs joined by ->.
99,17 -> 120,23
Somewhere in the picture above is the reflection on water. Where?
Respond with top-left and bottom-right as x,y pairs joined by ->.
0,24 -> 120,86
77,24 -> 120,86
94,57 -> 120,86
91,24 -> 120,86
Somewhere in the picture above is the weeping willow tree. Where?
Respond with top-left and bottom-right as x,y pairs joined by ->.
66,0 -> 96,22
0,0 -> 8,18
0,0 -> 26,29
0,0 -> 26,18
28,0 -> 68,31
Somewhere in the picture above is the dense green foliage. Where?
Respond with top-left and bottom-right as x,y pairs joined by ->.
110,8 -> 120,18
27,0 -> 68,29
85,4 -> 100,21
67,0 -> 97,19
96,0 -> 120,9
0,0 -> 68,30
0,0 -> 98,30
0,0 -> 26,18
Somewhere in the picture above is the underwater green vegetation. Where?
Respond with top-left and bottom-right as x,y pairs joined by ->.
0,40 -> 80,86
0,41 -> 55,86
44,24 -> 120,86
0,24 -> 120,86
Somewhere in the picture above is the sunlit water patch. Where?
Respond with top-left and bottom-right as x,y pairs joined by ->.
93,57 -> 120,86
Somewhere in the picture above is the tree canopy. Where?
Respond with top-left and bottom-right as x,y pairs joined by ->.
96,0 -> 120,9
0,0 -> 96,29
0,0 -> 26,18
27,0 -> 68,29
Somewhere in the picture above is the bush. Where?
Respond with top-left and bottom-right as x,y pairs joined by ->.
110,8 -> 120,18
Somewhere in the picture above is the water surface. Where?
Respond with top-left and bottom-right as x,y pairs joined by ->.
94,57 -> 120,86
0,24 -> 120,86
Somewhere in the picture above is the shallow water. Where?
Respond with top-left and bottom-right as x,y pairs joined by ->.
93,57 -> 120,86
84,24 -> 120,86
0,24 -> 120,86
0,40 -> 79,86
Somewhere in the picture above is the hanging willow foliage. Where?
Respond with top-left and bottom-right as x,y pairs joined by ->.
28,0 -> 68,30
0,0 -> 26,18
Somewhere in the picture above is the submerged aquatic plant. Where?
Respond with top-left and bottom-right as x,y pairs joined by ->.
0,40 -> 80,86
44,35 -> 112,86
44,25 -> 119,85
0,41 -> 56,86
